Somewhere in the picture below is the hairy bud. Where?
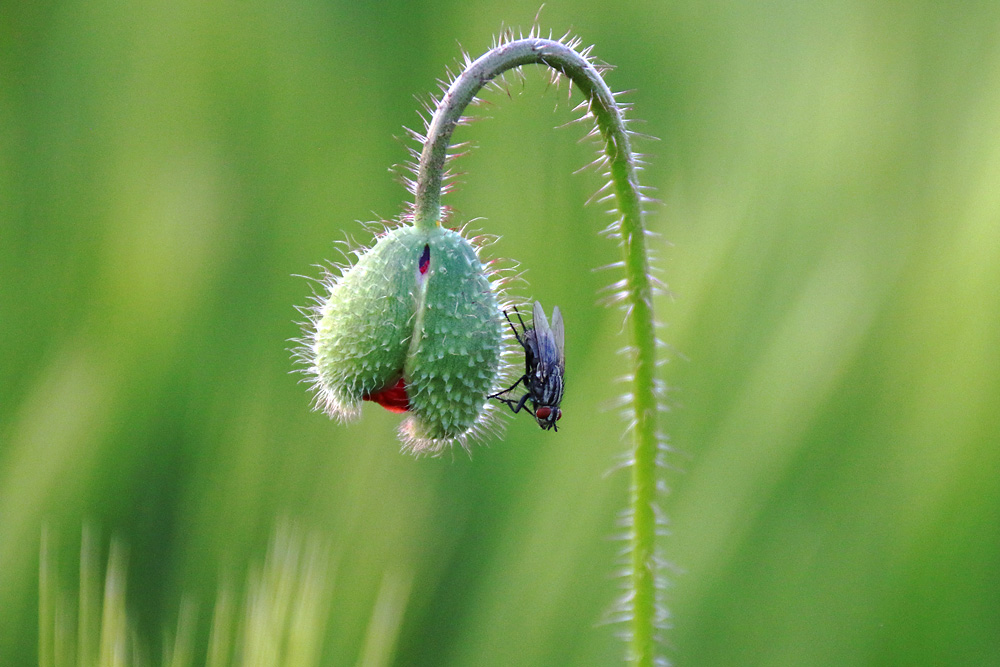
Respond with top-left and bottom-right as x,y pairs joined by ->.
306,224 -> 504,454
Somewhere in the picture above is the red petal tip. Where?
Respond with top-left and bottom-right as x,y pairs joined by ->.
363,378 -> 410,413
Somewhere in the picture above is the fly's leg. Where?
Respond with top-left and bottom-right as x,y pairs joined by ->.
510,391 -> 534,416
488,373 -> 526,400
491,305 -> 541,419
491,391 -> 534,416
503,307 -> 528,347
488,374 -> 535,416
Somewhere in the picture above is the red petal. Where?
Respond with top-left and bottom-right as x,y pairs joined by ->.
363,378 -> 410,413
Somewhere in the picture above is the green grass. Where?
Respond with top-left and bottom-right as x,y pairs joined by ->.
5,1 -> 1000,665
39,525 -> 364,667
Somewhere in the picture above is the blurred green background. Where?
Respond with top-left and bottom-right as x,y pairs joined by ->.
3,0 -> 1000,664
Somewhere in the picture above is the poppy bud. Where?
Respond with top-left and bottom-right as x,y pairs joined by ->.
306,224 -> 504,454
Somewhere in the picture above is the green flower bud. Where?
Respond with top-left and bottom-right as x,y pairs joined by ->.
306,224 -> 505,454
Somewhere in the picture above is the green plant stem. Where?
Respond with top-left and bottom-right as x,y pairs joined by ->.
413,37 -> 660,665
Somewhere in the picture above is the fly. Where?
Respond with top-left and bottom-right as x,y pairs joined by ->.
489,301 -> 565,431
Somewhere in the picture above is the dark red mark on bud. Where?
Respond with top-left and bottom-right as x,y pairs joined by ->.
535,406 -> 551,419
363,378 -> 410,413
418,244 -> 430,275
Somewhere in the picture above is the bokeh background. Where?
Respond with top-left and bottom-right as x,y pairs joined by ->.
3,0 -> 1000,665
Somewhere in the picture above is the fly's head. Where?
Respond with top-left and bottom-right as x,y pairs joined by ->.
533,404 -> 562,431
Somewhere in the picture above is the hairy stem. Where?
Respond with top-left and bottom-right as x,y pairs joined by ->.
414,37 -> 661,665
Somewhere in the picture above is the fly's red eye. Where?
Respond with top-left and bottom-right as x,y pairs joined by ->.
556,409 -> 562,420
536,406 -> 551,419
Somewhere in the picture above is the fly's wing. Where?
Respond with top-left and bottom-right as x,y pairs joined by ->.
551,305 -> 565,373
531,301 -> 561,384
531,301 -> 553,360
532,301 -> 550,336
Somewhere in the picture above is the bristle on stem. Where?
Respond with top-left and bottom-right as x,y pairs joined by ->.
407,33 -> 665,665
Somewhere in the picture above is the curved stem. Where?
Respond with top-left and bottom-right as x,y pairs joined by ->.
415,38 -> 661,665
